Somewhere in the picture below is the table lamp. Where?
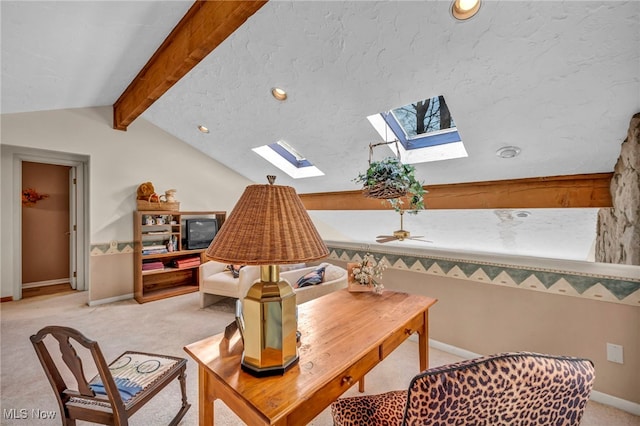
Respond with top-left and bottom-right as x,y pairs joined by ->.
205,176 -> 328,376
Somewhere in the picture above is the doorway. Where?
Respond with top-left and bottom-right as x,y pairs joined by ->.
6,146 -> 89,301
21,162 -> 74,298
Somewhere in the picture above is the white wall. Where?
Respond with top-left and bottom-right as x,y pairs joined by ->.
1,106 -> 253,298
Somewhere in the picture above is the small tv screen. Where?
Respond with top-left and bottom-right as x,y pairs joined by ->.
184,218 -> 218,250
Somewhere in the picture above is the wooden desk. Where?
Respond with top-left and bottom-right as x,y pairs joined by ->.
184,289 -> 437,425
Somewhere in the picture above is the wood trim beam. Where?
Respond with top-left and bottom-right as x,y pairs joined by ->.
299,173 -> 613,210
113,0 -> 268,131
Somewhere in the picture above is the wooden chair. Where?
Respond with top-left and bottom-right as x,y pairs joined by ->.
30,326 -> 190,425
331,352 -> 595,426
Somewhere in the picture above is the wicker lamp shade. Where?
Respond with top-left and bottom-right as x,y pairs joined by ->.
205,177 -> 328,265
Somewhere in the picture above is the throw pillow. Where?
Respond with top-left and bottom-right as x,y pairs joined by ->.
226,264 -> 245,278
295,266 -> 326,288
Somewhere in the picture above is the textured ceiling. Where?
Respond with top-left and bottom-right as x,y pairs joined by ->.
143,0 -> 639,193
2,1 -> 639,261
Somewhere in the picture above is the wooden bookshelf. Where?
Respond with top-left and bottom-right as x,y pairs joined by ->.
133,210 -> 225,303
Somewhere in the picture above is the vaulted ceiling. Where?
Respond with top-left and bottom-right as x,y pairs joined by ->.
2,1 -> 639,261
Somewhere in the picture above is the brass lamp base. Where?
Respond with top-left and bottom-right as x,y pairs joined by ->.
241,354 -> 299,377
240,265 -> 299,377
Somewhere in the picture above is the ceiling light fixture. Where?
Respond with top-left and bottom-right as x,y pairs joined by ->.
198,125 -> 209,134
496,146 -> 521,159
271,87 -> 287,101
451,0 -> 481,21
514,210 -> 531,218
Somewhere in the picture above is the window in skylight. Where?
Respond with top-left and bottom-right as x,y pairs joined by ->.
252,140 -> 324,179
367,95 -> 468,164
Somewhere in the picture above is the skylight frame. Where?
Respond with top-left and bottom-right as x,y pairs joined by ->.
252,141 -> 324,179
367,95 -> 468,165
382,111 -> 462,150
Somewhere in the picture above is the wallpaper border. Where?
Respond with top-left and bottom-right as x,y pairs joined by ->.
90,241 -> 639,306
325,244 -> 640,307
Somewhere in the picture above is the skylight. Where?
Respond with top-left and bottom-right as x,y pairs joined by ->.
367,95 -> 468,164
252,140 -> 324,179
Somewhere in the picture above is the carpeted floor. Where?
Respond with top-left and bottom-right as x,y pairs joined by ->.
1,291 -> 638,425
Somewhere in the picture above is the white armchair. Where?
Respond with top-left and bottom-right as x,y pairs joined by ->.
199,261 -> 347,308
198,262 -> 258,308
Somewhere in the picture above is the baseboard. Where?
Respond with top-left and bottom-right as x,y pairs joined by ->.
428,338 -> 482,360
0,296 -> 14,303
419,337 -> 640,416
88,293 -> 133,306
590,390 -> 640,416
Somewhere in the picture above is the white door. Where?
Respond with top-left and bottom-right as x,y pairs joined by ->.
69,167 -> 77,289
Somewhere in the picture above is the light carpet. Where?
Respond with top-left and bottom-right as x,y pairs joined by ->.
1,291 -> 638,425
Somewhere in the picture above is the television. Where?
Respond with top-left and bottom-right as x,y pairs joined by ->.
183,218 -> 218,250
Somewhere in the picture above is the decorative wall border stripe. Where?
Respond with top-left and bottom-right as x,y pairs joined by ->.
92,241 -> 639,306
90,242 -> 133,256
326,243 -> 640,307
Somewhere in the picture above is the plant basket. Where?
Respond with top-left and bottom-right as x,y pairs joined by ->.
362,182 -> 407,200
136,200 -> 180,211
354,150 -> 426,212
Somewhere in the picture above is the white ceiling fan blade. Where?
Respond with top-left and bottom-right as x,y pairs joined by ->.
408,237 -> 432,243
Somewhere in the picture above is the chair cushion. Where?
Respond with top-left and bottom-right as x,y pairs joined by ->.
331,390 -> 406,426
89,352 -> 180,404
280,263 -> 306,272
322,263 -> 344,281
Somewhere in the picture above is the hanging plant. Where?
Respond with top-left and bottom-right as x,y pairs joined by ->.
354,156 -> 426,214
22,187 -> 49,207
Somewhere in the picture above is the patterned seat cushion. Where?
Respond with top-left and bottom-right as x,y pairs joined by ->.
89,352 -> 180,405
331,390 -> 406,426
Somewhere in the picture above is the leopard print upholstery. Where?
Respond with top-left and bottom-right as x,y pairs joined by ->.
331,352 -> 595,426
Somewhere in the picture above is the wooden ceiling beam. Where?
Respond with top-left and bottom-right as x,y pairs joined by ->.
113,0 -> 267,131
299,173 -> 613,210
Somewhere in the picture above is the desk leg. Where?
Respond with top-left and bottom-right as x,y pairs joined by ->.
418,310 -> 429,371
198,365 -> 215,426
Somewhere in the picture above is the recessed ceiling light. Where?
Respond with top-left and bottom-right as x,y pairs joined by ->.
271,87 -> 287,101
198,125 -> 209,134
451,0 -> 481,21
514,210 -> 531,218
496,146 -> 521,158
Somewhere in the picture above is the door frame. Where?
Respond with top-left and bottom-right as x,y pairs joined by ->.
11,149 -> 89,299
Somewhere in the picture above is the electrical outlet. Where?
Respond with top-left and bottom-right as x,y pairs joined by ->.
109,240 -> 118,249
606,343 -> 624,364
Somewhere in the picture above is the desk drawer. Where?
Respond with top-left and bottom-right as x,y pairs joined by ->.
287,349 -> 379,425
380,313 -> 424,360
333,348 -> 379,390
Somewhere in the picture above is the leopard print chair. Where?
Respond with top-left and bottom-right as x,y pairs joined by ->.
331,352 -> 595,426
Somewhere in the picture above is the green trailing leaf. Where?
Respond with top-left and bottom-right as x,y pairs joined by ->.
354,157 -> 426,214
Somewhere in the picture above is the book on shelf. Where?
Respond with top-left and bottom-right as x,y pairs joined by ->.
142,261 -> 164,271
172,257 -> 201,269
143,244 -> 166,250
142,244 -> 168,255
142,249 -> 168,255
